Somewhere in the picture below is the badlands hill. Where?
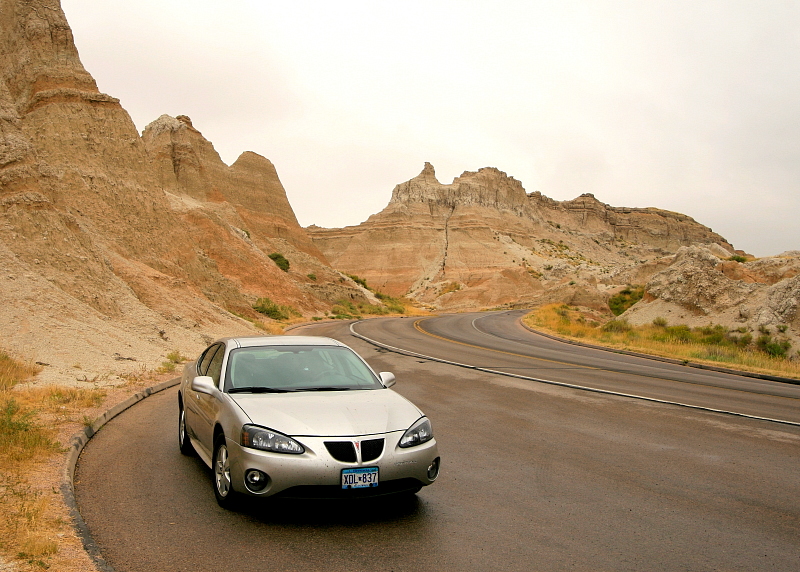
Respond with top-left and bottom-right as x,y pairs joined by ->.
621,247 -> 800,349
0,0 -> 371,384
308,163 -> 738,311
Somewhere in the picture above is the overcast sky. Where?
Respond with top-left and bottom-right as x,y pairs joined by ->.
61,0 -> 799,256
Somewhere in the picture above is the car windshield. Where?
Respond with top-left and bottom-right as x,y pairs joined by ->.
223,345 -> 383,392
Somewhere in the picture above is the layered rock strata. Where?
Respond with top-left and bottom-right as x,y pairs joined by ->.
309,163 -> 735,310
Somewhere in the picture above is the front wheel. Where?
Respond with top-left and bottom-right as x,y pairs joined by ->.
213,435 -> 237,508
178,403 -> 194,456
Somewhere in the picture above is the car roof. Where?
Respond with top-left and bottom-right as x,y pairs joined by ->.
222,335 -> 346,349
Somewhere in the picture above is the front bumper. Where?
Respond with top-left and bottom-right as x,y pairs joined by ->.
225,431 -> 440,498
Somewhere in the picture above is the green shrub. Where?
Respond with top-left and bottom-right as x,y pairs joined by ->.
307,273 -> 317,281
665,324 -> 692,343
728,255 -> 747,263
268,253 -> 290,272
381,298 -> 405,314
698,325 -> 727,345
331,300 -> 360,320
253,297 -> 299,321
166,350 -> 188,363
602,319 -> 631,333
652,317 -> 668,328
556,305 -> 571,324
756,335 -> 791,358
608,285 -> 644,316
347,274 -> 370,290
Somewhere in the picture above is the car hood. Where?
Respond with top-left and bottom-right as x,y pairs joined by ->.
230,389 -> 423,437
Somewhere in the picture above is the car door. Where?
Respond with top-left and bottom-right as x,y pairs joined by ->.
194,343 -> 226,455
185,343 -> 223,456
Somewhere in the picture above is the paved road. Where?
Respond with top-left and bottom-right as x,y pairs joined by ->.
357,311 -> 800,424
75,315 -> 800,571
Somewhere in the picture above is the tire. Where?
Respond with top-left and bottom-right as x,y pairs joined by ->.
213,435 -> 237,508
178,402 -> 194,456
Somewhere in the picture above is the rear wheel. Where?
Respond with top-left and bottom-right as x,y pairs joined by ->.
213,435 -> 237,508
178,402 -> 194,456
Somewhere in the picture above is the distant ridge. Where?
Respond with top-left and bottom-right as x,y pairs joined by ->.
308,163 -> 737,310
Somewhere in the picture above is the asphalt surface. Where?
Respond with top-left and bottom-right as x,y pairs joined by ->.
74,313 -> 800,571
360,311 -> 800,424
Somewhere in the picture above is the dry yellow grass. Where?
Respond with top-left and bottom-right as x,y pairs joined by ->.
0,350 -> 170,571
524,304 -> 800,379
0,352 -> 41,392
1,352 -> 65,570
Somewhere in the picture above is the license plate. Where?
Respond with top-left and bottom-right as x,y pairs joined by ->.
341,467 -> 379,489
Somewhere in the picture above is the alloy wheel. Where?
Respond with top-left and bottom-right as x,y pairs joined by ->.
215,443 -> 231,498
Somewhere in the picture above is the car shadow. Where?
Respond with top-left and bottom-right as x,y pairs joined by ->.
232,493 -> 427,527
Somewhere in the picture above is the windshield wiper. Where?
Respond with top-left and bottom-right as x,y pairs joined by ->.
228,386 -> 295,393
297,386 -> 353,392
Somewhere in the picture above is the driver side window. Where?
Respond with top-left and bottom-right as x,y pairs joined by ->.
198,344 -> 221,376
206,345 -> 225,388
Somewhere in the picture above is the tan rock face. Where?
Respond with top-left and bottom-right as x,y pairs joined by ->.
0,0 -> 366,385
309,163 -> 736,310
141,115 -> 326,263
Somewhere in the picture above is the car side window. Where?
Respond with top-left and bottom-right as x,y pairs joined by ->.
198,344 -> 221,376
206,345 -> 225,388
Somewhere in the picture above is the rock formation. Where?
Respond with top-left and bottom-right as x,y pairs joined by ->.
0,0 -> 369,385
621,247 -> 800,347
309,163 -> 736,310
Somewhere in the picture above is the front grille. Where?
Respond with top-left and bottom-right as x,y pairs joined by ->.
325,441 -> 356,463
361,438 -> 384,462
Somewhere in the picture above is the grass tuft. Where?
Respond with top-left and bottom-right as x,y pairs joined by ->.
0,352 -> 41,392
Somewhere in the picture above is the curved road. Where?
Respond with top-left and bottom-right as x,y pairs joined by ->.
75,313 -> 800,571
356,311 -> 800,424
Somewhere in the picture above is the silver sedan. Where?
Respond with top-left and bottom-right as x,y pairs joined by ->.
178,335 -> 440,508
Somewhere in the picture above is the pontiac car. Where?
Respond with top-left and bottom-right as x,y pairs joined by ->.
178,335 -> 440,507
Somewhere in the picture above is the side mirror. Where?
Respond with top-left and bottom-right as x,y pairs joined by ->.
191,376 -> 217,395
379,372 -> 396,388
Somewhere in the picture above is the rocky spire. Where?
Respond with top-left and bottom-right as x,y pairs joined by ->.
390,163 -> 531,214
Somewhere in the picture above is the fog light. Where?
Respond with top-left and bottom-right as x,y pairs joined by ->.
427,457 -> 440,480
244,469 -> 269,493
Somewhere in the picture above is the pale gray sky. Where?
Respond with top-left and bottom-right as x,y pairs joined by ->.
62,0 -> 799,256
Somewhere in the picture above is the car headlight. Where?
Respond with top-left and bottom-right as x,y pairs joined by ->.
399,417 -> 433,448
241,425 -> 304,454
